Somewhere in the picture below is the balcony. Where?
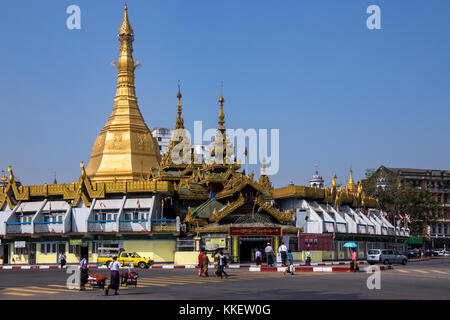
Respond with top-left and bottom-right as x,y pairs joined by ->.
119,219 -> 149,232
151,219 -> 179,233
6,222 -> 33,234
87,220 -> 118,232
34,221 -> 64,234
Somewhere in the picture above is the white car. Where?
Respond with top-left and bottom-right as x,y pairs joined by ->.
367,249 -> 408,265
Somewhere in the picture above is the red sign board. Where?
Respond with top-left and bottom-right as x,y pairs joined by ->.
298,233 -> 334,251
229,227 -> 281,236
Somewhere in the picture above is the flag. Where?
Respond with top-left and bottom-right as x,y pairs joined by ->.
137,200 -> 141,209
367,211 -> 371,218
399,214 -> 403,219
405,214 -> 411,223
326,203 -> 329,212
20,207 -> 24,217
99,201 -> 106,208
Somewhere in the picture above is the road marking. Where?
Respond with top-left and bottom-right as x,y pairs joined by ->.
6,288 -> 60,294
141,279 -> 206,284
28,286 -> 77,293
430,270 -> 448,274
413,270 -> 429,274
396,269 -> 409,273
3,292 -> 35,297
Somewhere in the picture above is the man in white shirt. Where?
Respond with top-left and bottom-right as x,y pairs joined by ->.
59,252 -> 66,270
105,256 -> 121,296
79,256 -> 88,290
264,243 -> 274,267
278,242 -> 288,266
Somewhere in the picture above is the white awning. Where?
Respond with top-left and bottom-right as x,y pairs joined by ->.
124,197 -> 153,209
43,201 -> 70,211
93,199 -> 124,210
17,201 -> 45,212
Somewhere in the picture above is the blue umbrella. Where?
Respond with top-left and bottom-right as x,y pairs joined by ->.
343,242 -> 357,248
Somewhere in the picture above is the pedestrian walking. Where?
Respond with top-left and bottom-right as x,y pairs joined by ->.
278,242 -> 288,266
217,250 -> 228,279
201,252 -> 210,277
213,249 -> 220,277
255,247 -> 262,266
79,256 -> 88,291
284,250 -> 294,275
105,256 -> 121,295
265,242 -> 275,267
351,248 -> 358,272
198,249 -> 205,276
59,252 -> 66,270
305,250 -> 311,266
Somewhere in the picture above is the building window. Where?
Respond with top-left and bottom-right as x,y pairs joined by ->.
158,137 -> 162,141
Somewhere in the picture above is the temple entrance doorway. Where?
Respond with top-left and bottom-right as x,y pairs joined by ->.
239,237 -> 271,263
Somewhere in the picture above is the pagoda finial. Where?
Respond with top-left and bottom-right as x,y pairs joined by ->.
218,82 -> 225,134
175,80 -> 184,129
119,3 -> 134,37
261,157 -> 267,176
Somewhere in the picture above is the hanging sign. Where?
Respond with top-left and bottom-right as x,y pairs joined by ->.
14,241 -> 26,248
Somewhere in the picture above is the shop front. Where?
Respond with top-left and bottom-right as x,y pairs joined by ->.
229,227 -> 282,263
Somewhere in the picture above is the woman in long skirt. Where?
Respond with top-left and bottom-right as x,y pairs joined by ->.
105,256 -> 121,296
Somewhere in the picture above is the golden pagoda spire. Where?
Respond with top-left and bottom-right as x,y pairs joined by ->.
175,80 -> 184,129
86,5 -> 160,182
345,168 -> 358,193
218,94 -> 226,134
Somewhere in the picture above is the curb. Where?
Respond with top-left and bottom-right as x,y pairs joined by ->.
0,261 -> 373,271
249,265 -> 393,272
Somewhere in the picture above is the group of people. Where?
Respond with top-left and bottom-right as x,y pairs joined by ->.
260,242 -> 294,269
198,249 -> 229,279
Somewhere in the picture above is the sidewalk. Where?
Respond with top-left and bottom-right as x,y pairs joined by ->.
0,260 -> 369,270
249,265 -> 393,272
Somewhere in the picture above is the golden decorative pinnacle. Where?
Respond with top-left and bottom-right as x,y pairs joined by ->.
218,93 -> 226,134
175,81 -> 184,129
119,4 -> 134,36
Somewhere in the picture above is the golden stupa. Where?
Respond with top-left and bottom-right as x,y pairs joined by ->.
345,169 -> 358,193
86,5 -> 160,182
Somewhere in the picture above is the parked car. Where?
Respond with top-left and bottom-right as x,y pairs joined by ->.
367,249 -> 408,265
97,251 -> 153,269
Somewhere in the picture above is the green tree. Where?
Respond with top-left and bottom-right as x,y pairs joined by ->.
363,169 -> 439,237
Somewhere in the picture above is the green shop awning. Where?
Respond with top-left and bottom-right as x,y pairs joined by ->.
408,237 -> 423,244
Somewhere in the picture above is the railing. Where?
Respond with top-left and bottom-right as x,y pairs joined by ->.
151,219 -> 178,232
176,239 -> 196,251
119,219 -> 149,232
6,222 -> 33,234
87,220 -> 118,232
34,221 -> 64,233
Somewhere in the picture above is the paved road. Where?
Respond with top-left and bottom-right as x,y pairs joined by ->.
0,258 -> 448,300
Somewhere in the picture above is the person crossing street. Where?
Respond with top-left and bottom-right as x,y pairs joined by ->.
105,256 -> 121,296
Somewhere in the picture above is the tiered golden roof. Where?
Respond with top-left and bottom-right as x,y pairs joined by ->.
86,4 -> 160,182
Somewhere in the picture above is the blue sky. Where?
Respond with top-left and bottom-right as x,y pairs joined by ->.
1,0 -> 449,188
